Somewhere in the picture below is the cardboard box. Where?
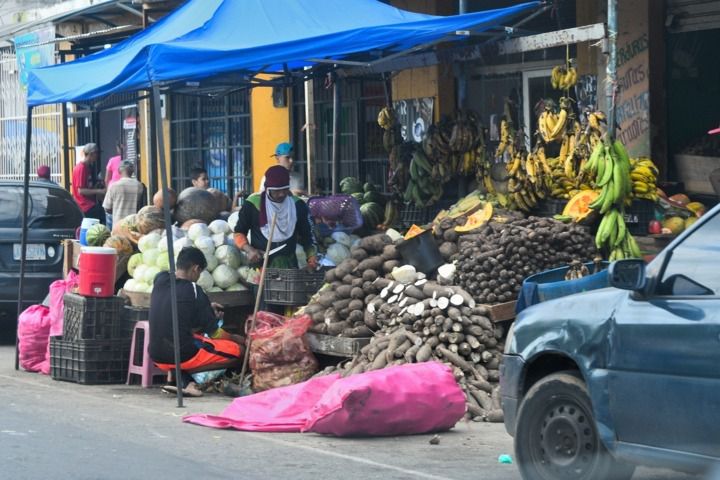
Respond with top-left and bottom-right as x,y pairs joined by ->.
62,239 -> 81,278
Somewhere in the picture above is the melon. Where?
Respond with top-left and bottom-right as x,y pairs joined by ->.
562,190 -> 600,223
447,190 -> 484,218
135,206 -> 165,234
86,223 -> 111,246
662,216 -> 685,235
684,216 -> 699,230
207,188 -> 230,213
685,201 -> 706,217
175,187 -> 218,224
455,203 -> 493,233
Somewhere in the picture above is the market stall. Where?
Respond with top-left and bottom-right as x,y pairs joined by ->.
18,0 -> 542,406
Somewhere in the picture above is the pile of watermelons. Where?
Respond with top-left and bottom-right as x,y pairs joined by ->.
340,177 -> 385,231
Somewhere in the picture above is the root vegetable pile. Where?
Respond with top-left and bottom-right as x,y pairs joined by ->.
453,216 -> 598,304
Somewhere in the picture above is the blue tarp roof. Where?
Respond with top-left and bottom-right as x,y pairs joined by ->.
28,0 -> 539,107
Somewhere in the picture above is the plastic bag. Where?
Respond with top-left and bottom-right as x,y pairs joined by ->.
17,305 -> 51,373
248,312 -> 318,392
48,270 -> 79,336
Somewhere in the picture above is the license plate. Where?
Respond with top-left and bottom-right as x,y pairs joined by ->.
13,243 -> 46,261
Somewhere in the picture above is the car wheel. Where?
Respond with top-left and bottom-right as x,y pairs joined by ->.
514,371 -> 635,480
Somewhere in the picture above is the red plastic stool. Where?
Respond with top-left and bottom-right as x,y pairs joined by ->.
127,321 -> 166,387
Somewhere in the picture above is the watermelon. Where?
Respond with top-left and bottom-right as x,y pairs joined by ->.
86,223 -> 111,246
363,182 -> 378,193
340,177 -> 363,195
351,192 -> 364,203
362,191 -> 385,205
360,202 -> 383,229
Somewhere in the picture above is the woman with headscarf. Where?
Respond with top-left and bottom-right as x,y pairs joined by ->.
233,165 -> 318,269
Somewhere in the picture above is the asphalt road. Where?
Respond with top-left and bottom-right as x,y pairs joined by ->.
0,346 -> 703,480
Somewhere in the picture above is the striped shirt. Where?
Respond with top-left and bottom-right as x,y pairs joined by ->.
102,177 -> 144,222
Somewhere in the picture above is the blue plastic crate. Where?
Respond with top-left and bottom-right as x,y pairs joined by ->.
516,262 -> 610,314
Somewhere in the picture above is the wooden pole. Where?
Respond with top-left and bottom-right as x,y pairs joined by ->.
15,106 -> 33,370
238,212 -> 278,386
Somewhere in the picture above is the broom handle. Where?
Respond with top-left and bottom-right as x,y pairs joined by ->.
238,212 -> 278,385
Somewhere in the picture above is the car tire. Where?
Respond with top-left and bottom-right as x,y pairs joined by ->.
514,371 -> 635,480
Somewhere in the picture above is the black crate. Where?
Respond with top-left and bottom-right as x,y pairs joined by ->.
49,336 -> 130,385
399,200 -> 452,228
122,305 -> 149,323
623,199 -> 656,235
63,293 -> 131,341
530,198 -> 568,217
263,269 -> 326,306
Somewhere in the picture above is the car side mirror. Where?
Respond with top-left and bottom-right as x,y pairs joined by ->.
608,259 -> 647,291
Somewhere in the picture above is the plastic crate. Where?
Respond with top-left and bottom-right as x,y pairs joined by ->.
122,305 -> 149,323
49,336 -> 130,385
63,293 -> 131,341
530,198 -> 568,217
399,200 -> 452,227
263,269 -> 326,305
623,199 -> 656,235
516,261 -> 610,314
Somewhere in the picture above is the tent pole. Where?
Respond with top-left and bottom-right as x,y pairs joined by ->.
61,102 -> 71,188
331,75 -> 340,195
304,73 -> 315,196
15,106 -> 33,370
606,0 -> 618,138
148,91 -> 159,203
152,85 -> 184,408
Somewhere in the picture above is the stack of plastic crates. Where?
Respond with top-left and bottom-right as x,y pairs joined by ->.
50,293 -> 132,385
263,269 -> 326,306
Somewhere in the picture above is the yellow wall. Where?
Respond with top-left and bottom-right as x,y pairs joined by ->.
251,81 -> 290,192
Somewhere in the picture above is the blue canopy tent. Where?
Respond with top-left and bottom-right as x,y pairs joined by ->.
18,0 -> 541,404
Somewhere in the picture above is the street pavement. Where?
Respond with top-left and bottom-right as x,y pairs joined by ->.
0,345 -> 702,480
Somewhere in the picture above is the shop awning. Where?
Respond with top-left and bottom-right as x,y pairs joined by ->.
27,0 -> 539,106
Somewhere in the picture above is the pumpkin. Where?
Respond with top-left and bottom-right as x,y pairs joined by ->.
455,203 -> 493,233
403,224 -> 426,240
561,190 -> 600,223
135,206 -> 165,234
112,214 -> 141,244
103,235 -> 134,256
207,188 -> 230,213
447,190 -> 485,218
152,188 -> 177,209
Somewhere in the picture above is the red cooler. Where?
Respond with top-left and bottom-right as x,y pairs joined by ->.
78,246 -> 117,297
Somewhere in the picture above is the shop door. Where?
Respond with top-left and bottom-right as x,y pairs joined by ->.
522,69 -> 553,150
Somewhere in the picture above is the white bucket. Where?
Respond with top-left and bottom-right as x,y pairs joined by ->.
79,218 -> 100,246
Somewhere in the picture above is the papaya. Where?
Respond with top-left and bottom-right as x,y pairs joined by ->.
562,190 -> 600,224
404,224 -> 426,240
447,190 -> 485,218
455,203 -> 493,233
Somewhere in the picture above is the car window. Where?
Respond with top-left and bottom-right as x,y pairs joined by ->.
0,185 -> 83,229
659,212 -> 720,296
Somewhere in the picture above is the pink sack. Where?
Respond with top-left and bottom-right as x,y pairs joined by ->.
17,305 -> 51,373
48,270 -> 79,336
184,373 -> 341,432
302,362 -> 466,436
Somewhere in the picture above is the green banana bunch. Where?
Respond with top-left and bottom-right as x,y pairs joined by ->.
588,141 -> 632,214
404,149 -> 443,208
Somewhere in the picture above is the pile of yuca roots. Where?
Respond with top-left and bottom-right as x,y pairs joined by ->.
303,214 -> 598,422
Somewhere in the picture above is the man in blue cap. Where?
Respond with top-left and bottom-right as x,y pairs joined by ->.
257,142 -> 303,194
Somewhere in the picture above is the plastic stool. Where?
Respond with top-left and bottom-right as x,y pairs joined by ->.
127,321 -> 166,387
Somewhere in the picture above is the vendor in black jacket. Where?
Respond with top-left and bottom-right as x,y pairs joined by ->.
149,246 -> 243,397
233,165 -> 318,269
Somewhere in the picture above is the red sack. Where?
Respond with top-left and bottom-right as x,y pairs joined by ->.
248,312 -> 318,392
17,305 -> 51,373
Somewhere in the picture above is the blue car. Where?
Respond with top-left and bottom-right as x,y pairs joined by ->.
501,202 -> 719,479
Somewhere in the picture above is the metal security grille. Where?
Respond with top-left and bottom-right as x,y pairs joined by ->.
292,77 -> 387,194
0,48 -> 62,183
169,91 -> 252,196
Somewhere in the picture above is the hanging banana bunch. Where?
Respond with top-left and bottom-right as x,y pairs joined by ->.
377,107 -> 396,130
551,65 -> 578,91
629,157 -> 659,201
585,139 -> 642,260
404,146 -> 443,208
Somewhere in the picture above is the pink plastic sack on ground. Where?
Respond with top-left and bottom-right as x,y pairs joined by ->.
303,362 -> 466,436
48,270 -> 79,336
184,362 -> 466,436
17,305 -> 51,373
183,373 -> 341,432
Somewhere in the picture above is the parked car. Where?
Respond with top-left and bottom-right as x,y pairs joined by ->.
0,181 -> 82,323
501,202 -> 720,479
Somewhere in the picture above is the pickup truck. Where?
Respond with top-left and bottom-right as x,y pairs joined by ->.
501,202 -> 719,480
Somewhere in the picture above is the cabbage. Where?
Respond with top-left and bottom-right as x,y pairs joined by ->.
187,223 -> 210,241
132,264 -> 147,281
127,253 -> 143,277
227,211 -> 239,231
157,236 -> 170,253
143,266 -> 161,285
197,270 -> 214,291
348,234 -> 361,246
207,286 -> 223,292
194,236 -> 214,251
123,278 -> 139,292
212,233 -> 227,248
156,251 -> 170,271
215,245 -> 243,269
212,264 -> 239,289
132,281 -> 149,293
225,283 -> 249,292
142,248 -> 160,267
204,251 -> 218,272
138,232 -> 161,252
331,232 -> 352,247
385,228 -> 403,243
209,219 -> 230,235
326,243 -> 350,265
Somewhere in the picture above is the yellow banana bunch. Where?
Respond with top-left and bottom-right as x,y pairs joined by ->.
495,118 -> 512,158
377,107 -> 396,130
629,157 -> 659,201
538,97 -> 572,143
551,65 -> 578,90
